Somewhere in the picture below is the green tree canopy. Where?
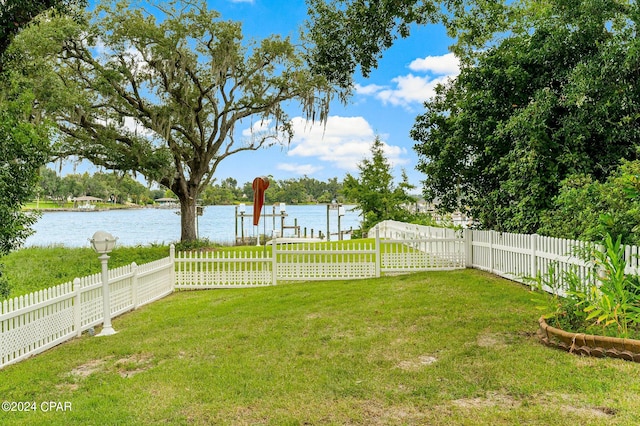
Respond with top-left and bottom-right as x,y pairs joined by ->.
539,160 -> 640,245
0,0 -> 86,70
412,0 -> 640,232
0,93 -> 49,255
14,0 -> 333,242
0,0 -> 85,263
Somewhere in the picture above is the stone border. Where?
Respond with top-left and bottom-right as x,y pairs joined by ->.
537,317 -> 640,362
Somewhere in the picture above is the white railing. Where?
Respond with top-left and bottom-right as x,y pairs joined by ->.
370,220 -> 461,240
371,220 -> 640,294
0,247 -> 175,369
371,221 -> 465,272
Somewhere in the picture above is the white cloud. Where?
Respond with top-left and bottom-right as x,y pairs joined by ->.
355,83 -> 386,96
276,163 -> 324,175
357,52 -> 460,109
376,74 -> 452,107
409,52 -> 460,76
287,116 -> 408,171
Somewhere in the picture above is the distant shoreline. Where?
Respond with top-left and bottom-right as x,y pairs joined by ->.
23,204 -> 147,212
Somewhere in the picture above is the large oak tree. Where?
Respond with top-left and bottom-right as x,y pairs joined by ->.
18,0 -> 333,242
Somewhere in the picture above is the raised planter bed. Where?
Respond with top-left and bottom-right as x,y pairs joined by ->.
537,317 -> 640,362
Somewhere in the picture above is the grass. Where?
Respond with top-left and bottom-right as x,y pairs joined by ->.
1,269 -> 640,425
23,201 -> 75,209
2,245 -> 170,299
22,201 -> 135,210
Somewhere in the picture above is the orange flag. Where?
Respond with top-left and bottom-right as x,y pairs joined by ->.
252,176 -> 270,226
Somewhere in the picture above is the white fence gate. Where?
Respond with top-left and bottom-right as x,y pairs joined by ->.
173,232 -> 466,288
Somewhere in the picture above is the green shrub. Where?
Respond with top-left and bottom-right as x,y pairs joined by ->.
526,262 -> 587,333
531,233 -> 640,339
570,233 -> 640,338
0,264 -> 10,299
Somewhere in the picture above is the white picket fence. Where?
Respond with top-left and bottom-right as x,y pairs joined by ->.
175,249 -> 274,289
7,219 -> 640,369
371,220 -> 640,294
1,251 -> 175,369
173,234 -> 464,288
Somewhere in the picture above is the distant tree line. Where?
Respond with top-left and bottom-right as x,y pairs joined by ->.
202,176 -> 344,205
37,169 -> 163,205
35,169 -> 347,206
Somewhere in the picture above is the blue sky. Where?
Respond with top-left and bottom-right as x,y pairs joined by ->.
65,0 -> 458,189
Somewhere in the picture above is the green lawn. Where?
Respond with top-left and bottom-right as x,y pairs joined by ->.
22,201 -> 135,210
2,245 -> 170,298
1,269 -> 639,425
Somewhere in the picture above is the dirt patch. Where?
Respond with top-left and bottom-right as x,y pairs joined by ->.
561,405 -> 617,418
69,358 -> 110,378
114,353 -> 155,378
396,355 -> 437,371
540,392 -> 617,418
476,332 -> 507,348
356,399 -> 426,425
55,383 -> 80,392
452,392 -> 521,409
66,353 -> 155,379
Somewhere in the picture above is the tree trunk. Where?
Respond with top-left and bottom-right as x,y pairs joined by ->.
171,173 -> 200,243
179,196 -> 197,242
175,186 -> 198,242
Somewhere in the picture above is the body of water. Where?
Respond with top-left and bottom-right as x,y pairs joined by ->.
24,205 -> 362,247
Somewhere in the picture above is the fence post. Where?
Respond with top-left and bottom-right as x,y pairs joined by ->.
489,230 -> 495,274
131,262 -> 139,310
464,228 -> 473,268
375,229 -> 381,277
272,243 -> 278,285
73,278 -> 82,337
169,244 -> 176,291
530,234 -> 537,279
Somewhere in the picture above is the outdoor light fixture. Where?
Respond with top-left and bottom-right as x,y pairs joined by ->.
89,231 -> 118,336
238,203 -> 246,214
279,202 -> 286,213
90,230 -> 117,254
